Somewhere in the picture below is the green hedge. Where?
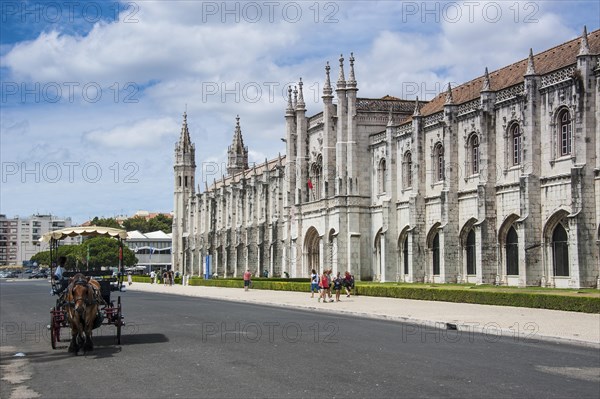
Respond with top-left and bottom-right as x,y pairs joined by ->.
353,285 -> 600,313
133,278 -> 600,313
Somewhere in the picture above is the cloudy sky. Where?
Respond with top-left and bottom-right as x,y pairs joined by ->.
1,0 -> 597,224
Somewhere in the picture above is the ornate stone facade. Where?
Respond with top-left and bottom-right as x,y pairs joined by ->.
173,29 -> 600,288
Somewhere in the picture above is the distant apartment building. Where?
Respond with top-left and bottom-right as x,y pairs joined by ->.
0,214 -> 75,266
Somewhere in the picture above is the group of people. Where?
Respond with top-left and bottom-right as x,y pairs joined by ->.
310,269 -> 355,303
149,269 -> 179,285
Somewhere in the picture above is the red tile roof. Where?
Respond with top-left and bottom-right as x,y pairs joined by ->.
417,28 -> 600,117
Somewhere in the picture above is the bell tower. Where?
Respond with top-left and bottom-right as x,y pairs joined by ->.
172,111 -> 196,273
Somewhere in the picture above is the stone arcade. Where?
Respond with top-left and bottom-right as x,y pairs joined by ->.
173,28 -> 600,288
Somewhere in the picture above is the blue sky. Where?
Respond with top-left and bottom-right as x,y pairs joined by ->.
1,0 -> 598,224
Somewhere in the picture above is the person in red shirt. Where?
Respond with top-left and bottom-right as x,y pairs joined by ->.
318,270 -> 329,303
243,269 -> 252,291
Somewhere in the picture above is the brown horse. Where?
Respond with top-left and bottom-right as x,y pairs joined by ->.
65,273 -> 103,354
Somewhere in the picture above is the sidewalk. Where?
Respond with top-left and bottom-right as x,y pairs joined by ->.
127,282 -> 600,348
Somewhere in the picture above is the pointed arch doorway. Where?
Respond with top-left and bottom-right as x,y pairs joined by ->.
304,227 -> 321,275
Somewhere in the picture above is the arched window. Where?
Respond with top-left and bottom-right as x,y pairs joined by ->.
403,235 -> 409,275
432,233 -> 440,275
434,143 -> 444,182
558,109 -> 572,156
552,224 -> 569,276
378,158 -> 387,193
469,134 -> 480,175
506,226 -> 519,275
309,156 -> 322,201
511,124 -> 522,165
466,229 -> 476,275
404,151 -> 412,188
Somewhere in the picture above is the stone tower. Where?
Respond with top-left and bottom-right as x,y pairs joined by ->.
172,111 -> 196,274
227,115 -> 248,176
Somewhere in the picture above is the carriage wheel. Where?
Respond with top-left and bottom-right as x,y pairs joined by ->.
50,309 -> 58,349
116,296 -> 122,345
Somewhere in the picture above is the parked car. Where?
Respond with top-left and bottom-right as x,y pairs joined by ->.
3,271 -> 19,278
29,271 -> 48,279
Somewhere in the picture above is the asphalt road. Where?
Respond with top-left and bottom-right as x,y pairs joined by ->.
1,280 -> 599,399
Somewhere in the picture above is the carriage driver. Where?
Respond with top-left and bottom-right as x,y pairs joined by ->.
52,256 -> 68,295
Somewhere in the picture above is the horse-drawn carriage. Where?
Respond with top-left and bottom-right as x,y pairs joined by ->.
41,226 -> 127,353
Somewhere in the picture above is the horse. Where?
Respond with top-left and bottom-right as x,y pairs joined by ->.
64,273 -> 104,354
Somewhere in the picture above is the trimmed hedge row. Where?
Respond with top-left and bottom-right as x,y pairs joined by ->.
353,284 -> 600,314
130,277 -> 599,313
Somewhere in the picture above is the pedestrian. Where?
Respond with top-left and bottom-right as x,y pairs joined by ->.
243,269 -> 252,291
169,270 -> 174,286
127,272 -> 132,286
344,271 -> 353,297
310,269 -> 319,298
150,270 -> 156,284
318,269 -> 329,303
326,270 -> 334,302
163,271 -> 168,286
333,272 -> 342,301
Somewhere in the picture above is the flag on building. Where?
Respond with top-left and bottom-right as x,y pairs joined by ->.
307,179 -> 313,189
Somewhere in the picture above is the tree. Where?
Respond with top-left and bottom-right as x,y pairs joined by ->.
122,216 -> 148,233
78,237 -> 137,269
148,214 -> 172,233
90,217 -> 121,229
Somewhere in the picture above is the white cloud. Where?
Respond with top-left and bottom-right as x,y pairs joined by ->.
0,0 -> 594,223
84,117 -> 178,148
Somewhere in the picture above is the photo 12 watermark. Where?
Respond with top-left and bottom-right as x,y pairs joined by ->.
199,1 -> 339,23
1,321 -> 140,344
1,161 -> 140,184
1,82 -> 139,104
200,321 -> 339,343
399,321 -> 540,344
1,1 -> 140,24
399,1 -> 539,24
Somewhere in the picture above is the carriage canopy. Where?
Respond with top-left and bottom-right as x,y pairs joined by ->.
40,226 -> 128,242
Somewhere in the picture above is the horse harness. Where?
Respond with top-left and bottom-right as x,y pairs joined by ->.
63,278 -> 105,308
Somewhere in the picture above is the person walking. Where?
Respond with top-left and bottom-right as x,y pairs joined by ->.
326,270 -> 334,302
333,272 -> 342,301
127,272 -> 132,286
344,271 -> 354,297
318,269 -> 329,303
310,269 -> 319,298
243,269 -> 252,291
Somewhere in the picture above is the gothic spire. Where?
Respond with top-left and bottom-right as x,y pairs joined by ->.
178,110 -> 192,151
445,83 -> 454,105
323,61 -> 333,97
579,25 -> 590,56
293,86 -> 298,109
337,54 -> 346,89
387,105 -> 394,126
286,86 -> 294,113
481,67 -> 491,92
227,115 -> 249,176
297,78 -> 305,109
347,52 -> 357,88
525,48 -> 536,75
413,97 -> 421,117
